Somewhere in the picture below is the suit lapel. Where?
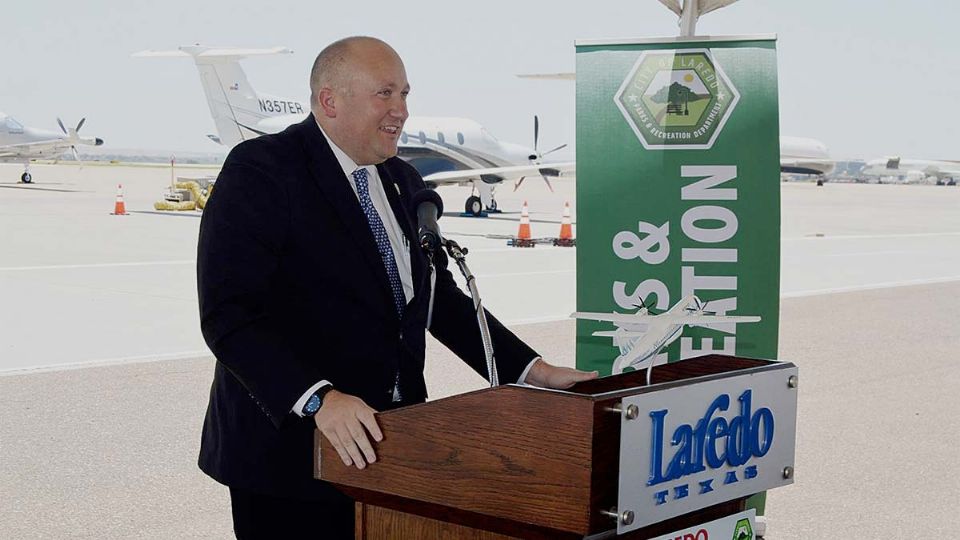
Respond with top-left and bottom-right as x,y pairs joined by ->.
297,116 -> 396,311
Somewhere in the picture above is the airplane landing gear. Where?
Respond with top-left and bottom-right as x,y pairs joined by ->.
465,195 -> 483,217
21,172 -> 32,184
485,199 -> 501,214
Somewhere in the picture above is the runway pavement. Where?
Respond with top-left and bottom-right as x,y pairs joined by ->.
1,162 -> 959,538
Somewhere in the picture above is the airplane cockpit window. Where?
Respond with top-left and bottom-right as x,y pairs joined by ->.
5,116 -> 24,134
418,131 -> 426,144
437,132 -> 445,144
457,132 -> 465,145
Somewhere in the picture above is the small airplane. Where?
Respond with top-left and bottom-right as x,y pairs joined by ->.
572,295 -> 760,375
859,156 -> 960,185
133,45 -> 574,216
0,112 -> 104,183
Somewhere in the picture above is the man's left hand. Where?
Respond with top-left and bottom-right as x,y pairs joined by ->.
523,359 -> 598,389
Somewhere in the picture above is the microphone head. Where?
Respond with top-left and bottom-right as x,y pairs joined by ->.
411,189 -> 443,217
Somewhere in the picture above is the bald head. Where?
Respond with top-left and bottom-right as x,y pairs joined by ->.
310,36 -> 399,104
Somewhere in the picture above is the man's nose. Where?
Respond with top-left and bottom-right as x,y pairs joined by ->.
391,98 -> 408,121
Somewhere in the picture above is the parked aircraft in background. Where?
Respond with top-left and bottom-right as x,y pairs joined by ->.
572,295 -> 760,375
0,112 -> 103,183
859,156 -> 960,184
780,136 -> 835,176
134,46 -> 573,216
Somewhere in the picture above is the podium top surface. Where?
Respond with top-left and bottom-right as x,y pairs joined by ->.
550,354 -> 785,399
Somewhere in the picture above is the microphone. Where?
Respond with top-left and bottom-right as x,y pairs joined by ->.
411,189 -> 444,253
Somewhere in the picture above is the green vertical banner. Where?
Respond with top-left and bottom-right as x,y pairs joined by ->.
575,36 -> 780,373
575,34 -> 780,518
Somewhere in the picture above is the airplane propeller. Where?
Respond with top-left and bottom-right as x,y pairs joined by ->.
686,296 -> 720,314
632,295 -> 661,315
57,116 -> 88,166
515,115 -> 567,192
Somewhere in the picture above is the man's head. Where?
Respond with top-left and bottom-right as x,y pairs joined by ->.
310,37 -> 409,166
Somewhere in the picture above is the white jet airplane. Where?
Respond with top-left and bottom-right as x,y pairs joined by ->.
572,295 -> 760,375
133,46 -> 574,216
859,156 -> 960,185
0,112 -> 104,183
780,136 -> 835,176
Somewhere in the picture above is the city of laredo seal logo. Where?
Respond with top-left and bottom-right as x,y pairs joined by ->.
614,49 -> 739,150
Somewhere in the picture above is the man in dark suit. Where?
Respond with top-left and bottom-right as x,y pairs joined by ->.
196,36 -> 597,539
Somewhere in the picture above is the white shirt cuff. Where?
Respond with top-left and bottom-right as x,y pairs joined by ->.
292,380 -> 331,417
517,357 -> 541,385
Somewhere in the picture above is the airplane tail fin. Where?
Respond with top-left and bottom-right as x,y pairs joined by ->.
134,46 -> 304,147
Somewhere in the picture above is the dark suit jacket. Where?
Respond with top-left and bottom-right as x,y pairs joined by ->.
197,115 -> 537,501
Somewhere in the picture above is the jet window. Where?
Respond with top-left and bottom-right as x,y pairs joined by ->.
437,132 -> 445,144
457,132 -> 465,145
5,117 -> 24,134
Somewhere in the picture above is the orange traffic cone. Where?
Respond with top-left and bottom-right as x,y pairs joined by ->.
554,201 -> 575,247
518,201 -> 531,240
509,201 -> 535,247
111,184 -> 128,215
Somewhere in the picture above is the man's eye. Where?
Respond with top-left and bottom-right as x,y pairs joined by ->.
379,90 -> 392,97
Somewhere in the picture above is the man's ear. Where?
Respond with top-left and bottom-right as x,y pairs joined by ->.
316,88 -> 337,118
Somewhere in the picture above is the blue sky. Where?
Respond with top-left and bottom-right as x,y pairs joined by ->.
4,1 -> 957,160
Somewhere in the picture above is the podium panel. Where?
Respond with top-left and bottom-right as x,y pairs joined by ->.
316,354 -> 797,538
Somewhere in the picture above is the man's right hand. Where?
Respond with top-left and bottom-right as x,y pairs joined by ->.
314,389 -> 383,470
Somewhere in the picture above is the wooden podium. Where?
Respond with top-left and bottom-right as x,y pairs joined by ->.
316,355 -> 794,539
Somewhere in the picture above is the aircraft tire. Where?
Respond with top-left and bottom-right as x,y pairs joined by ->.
21,172 -> 32,184
465,196 -> 483,217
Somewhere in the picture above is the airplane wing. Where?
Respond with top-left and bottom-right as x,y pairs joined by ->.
0,139 -> 72,159
659,314 -> 761,325
424,162 -> 575,187
571,311 -> 647,325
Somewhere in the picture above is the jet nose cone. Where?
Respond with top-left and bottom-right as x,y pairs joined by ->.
95,138 -> 104,146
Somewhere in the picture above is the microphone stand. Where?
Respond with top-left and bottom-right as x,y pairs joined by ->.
434,238 -> 499,387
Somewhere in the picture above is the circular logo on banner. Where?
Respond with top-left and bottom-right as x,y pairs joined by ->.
614,49 -> 739,150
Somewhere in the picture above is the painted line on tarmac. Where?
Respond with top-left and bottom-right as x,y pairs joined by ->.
0,349 -> 212,377
506,314 -> 574,326
827,250 -> 914,257
0,260 -> 195,272
477,269 -> 575,278
786,231 -> 960,241
782,275 -> 960,298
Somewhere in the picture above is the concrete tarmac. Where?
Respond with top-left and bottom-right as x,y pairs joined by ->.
2,162 -> 959,538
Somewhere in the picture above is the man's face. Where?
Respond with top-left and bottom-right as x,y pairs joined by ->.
331,45 -> 410,166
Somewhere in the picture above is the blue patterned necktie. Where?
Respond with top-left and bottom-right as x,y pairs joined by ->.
352,167 -> 406,317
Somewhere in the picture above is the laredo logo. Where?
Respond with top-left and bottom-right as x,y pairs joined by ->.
614,48 -> 739,150
648,389 -> 774,489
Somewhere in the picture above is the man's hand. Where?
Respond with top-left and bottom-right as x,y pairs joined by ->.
314,390 -> 383,470
523,359 -> 599,389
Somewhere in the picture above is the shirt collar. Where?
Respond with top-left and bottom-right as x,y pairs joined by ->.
315,118 -> 367,179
